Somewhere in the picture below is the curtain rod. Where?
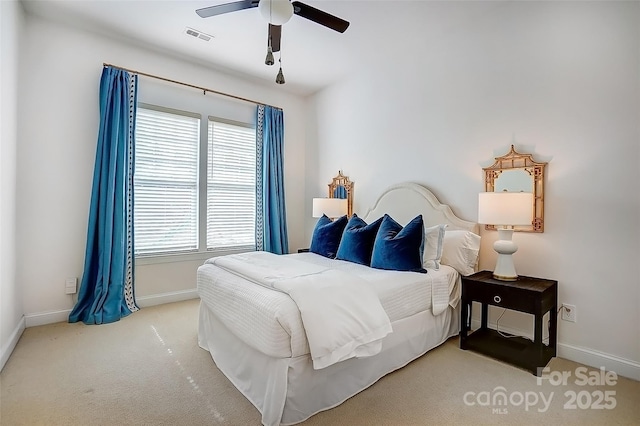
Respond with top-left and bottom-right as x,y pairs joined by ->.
103,63 -> 279,109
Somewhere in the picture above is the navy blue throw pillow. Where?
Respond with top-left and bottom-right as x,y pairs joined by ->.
371,214 -> 427,273
336,214 -> 384,266
310,214 -> 348,258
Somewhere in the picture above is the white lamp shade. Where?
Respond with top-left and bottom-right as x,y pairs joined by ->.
478,192 -> 533,226
258,0 -> 294,25
312,198 -> 347,218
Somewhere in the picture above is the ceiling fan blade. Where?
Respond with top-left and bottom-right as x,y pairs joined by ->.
291,1 -> 350,33
269,24 -> 282,53
196,0 -> 259,18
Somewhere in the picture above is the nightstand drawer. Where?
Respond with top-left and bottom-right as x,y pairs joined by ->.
463,281 -> 536,313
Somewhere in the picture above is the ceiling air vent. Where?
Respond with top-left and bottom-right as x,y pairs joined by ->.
184,27 -> 213,42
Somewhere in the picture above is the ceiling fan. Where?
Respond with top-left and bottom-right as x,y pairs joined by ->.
196,0 -> 350,84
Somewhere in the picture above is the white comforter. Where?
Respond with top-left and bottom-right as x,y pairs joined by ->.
211,251 -> 393,370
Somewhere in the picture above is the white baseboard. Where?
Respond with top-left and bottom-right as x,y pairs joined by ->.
135,288 -> 199,307
25,309 -> 72,327
23,289 -> 199,327
470,319 -> 640,380
557,342 -> 640,381
1,316 -> 25,372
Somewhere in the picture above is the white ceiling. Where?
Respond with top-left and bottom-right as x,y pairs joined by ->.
21,0 -> 492,96
21,0 -> 373,95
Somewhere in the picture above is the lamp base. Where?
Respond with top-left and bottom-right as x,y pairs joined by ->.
492,228 -> 519,281
492,271 -> 518,281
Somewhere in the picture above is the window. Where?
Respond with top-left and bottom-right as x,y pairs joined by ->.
134,104 -> 256,257
207,119 -> 256,251
134,106 -> 199,255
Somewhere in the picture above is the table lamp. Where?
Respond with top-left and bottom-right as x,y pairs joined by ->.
312,198 -> 347,219
478,192 -> 533,281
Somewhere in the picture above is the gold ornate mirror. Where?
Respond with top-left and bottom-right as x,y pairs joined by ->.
483,145 -> 547,232
328,171 -> 354,217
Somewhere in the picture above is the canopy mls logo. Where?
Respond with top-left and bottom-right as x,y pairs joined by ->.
463,387 -> 553,414
463,366 -> 619,414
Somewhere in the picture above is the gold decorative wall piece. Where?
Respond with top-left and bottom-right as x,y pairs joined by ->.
483,145 -> 547,232
328,171 -> 354,217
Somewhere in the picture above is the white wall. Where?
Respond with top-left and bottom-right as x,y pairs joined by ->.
0,0 -> 25,371
17,14 -> 307,323
308,1 -> 640,378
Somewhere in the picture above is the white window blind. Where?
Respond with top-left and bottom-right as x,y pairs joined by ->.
134,106 -> 200,255
207,119 -> 256,251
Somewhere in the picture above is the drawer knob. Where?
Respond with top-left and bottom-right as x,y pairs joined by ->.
494,295 -> 502,303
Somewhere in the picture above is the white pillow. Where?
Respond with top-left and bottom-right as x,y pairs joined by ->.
423,224 -> 447,269
440,230 -> 481,276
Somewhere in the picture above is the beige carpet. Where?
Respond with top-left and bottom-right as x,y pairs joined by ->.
1,299 -> 638,425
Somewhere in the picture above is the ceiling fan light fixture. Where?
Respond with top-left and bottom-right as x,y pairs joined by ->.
276,67 -> 285,84
265,45 -> 275,66
258,0 -> 293,25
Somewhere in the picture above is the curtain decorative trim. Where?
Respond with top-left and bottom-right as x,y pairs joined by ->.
255,105 -> 265,252
124,75 -> 139,314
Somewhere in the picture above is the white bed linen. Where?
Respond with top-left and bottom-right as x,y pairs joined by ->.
197,253 -> 461,359
209,251 -> 392,369
294,253 -> 461,316
198,297 -> 460,426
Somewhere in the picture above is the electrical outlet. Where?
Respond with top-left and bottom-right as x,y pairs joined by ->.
65,277 -> 77,295
562,304 -> 576,322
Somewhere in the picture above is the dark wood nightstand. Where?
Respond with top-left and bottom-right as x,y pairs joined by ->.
460,270 -> 558,376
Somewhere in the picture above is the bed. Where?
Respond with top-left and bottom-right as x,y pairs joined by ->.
197,182 -> 480,425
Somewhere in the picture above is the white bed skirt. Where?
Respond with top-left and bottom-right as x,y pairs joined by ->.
198,301 -> 460,426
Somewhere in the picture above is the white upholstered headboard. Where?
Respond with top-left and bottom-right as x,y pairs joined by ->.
361,182 -> 479,234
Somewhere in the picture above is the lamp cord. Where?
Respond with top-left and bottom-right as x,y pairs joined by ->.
495,309 -> 520,339
496,306 -> 564,343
